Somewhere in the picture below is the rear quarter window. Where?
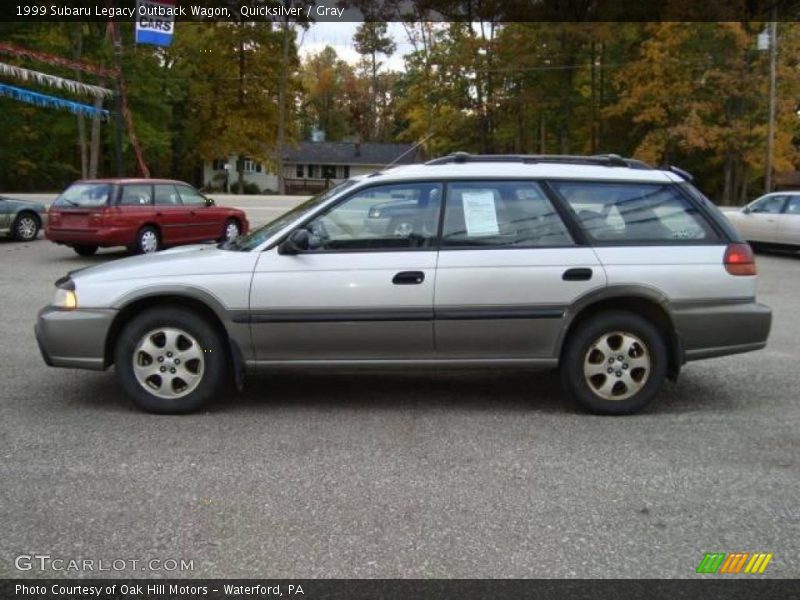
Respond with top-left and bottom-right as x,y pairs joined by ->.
552,181 -> 718,244
53,183 -> 111,208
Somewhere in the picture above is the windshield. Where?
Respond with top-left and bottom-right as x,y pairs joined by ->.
223,179 -> 358,251
53,183 -> 112,208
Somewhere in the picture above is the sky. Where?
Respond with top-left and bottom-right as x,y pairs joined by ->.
298,22 -> 414,72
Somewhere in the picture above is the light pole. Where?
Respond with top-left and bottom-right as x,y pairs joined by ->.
763,10 -> 778,193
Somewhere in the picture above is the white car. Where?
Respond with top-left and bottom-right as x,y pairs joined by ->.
724,192 -> 800,250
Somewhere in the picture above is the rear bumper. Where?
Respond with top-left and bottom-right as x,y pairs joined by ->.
35,306 -> 117,370
672,300 -> 772,361
45,226 -> 133,247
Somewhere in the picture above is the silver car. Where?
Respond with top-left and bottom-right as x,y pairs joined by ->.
35,154 -> 772,415
0,196 -> 46,241
724,192 -> 800,250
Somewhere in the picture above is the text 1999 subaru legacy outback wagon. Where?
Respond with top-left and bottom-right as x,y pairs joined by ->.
35,154 -> 772,415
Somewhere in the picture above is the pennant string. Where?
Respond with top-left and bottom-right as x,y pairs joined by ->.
0,83 -> 110,119
0,62 -> 113,99
0,42 -> 118,78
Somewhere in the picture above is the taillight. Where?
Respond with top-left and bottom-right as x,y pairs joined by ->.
724,243 -> 757,276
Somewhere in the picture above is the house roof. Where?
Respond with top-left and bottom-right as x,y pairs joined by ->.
283,142 -> 420,166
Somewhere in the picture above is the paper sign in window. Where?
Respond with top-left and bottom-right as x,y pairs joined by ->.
462,191 -> 499,236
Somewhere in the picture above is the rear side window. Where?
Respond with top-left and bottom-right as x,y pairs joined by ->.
119,185 -> 153,206
552,181 -> 717,243
442,181 -> 573,247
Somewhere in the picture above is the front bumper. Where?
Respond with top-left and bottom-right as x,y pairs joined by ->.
35,306 -> 117,370
673,300 -> 772,361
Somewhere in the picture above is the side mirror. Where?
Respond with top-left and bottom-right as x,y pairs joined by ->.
742,206 -> 751,214
278,229 -> 310,255
205,197 -> 215,207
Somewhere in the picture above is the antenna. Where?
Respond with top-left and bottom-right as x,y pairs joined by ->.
382,133 -> 434,170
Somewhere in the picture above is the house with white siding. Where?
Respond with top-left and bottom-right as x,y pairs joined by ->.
203,141 -> 420,194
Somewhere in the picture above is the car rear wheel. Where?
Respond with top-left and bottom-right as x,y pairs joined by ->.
114,307 -> 228,413
221,218 -> 240,242
12,212 -> 40,241
133,226 -> 160,254
73,244 -> 98,256
560,311 -> 667,415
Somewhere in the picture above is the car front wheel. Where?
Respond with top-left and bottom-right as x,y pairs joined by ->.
221,218 -> 240,243
560,311 -> 667,415
114,307 -> 229,413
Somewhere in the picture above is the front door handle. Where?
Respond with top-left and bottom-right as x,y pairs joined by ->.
563,268 -> 593,281
393,271 -> 425,285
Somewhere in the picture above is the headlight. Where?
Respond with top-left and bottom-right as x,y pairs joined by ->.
368,208 -> 381,218
52,279 -> 77,310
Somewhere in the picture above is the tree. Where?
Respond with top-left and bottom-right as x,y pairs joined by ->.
353,21 -> 396,140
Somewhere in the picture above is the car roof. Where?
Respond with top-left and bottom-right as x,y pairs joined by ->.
368,162 -> 678,184
72,178 -> 189,185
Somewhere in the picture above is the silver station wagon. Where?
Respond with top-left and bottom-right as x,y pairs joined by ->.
35,154 -> 772,415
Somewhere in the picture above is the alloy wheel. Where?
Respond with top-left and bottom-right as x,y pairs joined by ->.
225,221 -> 240,241
583,331 -> 651,401
16,216 -> 38,240
140,230 -> 158,253
132,327 -> 205,399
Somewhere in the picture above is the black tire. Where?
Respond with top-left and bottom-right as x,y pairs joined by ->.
73,244 -> 98,256
219,218 -> 241,243
560,311 -> 668,415
114,306 -> 229,414
132,225 -> 160,255
12,212 -> 40,241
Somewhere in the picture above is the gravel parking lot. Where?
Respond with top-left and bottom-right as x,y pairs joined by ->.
1,198 -> 798,578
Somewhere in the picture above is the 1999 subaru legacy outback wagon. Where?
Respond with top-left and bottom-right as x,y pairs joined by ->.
35,154 -> 772,415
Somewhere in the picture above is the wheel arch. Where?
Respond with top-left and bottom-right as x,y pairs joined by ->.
557,286 -> 683,380
103,289 -> 246,390
137,222 -> 161,237
15,209 -> 43,226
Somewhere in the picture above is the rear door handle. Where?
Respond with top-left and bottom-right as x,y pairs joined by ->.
393,271 -> 425,285
563,268 -> 593,281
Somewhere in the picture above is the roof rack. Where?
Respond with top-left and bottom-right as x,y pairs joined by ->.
667,165 -> 694,181
424,151 -> 652,170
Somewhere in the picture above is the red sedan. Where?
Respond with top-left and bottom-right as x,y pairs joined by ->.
46,179 -> 249,255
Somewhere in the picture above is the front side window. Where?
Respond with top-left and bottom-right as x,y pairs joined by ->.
227,179 -> 357,251
749,195 -> 786,214
442,181 -> 573,247
154,185 -> 180,206
553,181 -> 717,243
119,185 -> 153,206
176,185 -> 206,207
304,182 -> 443,251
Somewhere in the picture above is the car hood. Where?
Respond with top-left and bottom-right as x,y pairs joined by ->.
70,244 -> 258,283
